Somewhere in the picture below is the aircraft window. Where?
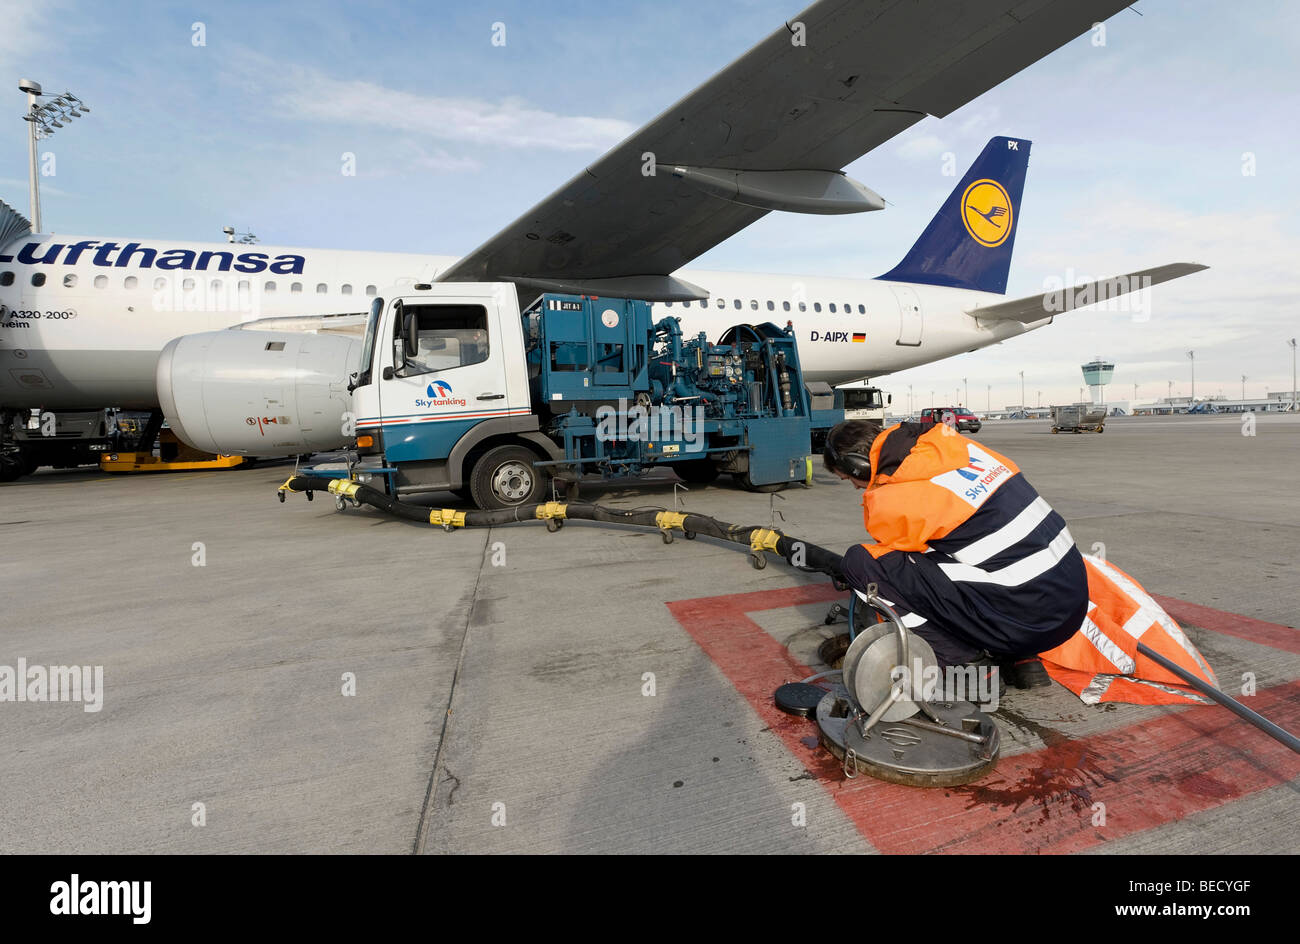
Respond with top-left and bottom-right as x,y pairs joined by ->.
404,304 -> 490,374
365,284 -> 377,296
211,280 -> 222,292
766,300 -> 774,311
798,302 -> 806,312
237,280 -> 249,292
782,301 -> 790,312
750,299 -> 758,310
264,281 -> 277,293
733,299 -> 742,310
94,275 -> 108,289
154,277 -> 167,291
716,298 -> 725,309
814,302 -> 822,312
182,278 -> 196,291
858,304 -> 865,314
0,271 -> 12,286
291,282 -> 303,294
316,283 -> 328,294
125,276 -> 138,289
341,284 -> 353,295
829,303 -> 837,313
64,274 -> 78,288
31,273 -> 46,287
845,302 -> 851,312
665,301 -> 672,307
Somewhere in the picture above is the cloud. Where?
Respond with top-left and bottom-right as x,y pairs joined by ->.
0,4 -> 54,62
264,60 -> 637,153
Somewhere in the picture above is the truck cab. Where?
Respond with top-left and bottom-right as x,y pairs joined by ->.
349,284 -> 562,506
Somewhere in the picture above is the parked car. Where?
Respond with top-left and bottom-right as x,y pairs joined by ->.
917,406 -> 981,433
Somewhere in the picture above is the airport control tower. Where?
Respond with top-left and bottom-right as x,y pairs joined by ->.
1082,357 -> 1115,406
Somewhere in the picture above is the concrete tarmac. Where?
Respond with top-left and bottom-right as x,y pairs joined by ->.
1,412 -> 1296,853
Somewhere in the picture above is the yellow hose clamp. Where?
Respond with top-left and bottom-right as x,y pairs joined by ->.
535,502 -> 568,532
428,508 -> 467,528
328,479 -> 362,499
535,502 -> 568,521
654,511 -> 689,532
748,527 -> 782,570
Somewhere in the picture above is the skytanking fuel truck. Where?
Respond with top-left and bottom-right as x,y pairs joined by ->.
158,284 -> 841,508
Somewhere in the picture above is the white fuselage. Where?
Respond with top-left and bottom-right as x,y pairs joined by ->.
0,235 -> 1042,410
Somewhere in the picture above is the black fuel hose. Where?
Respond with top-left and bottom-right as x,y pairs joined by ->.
277,473 -> 1299,754
280,473 -> 848,581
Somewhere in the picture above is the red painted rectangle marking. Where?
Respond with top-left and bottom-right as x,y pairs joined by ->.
1152,594 -> 1300,655
668,585 -> 1300,854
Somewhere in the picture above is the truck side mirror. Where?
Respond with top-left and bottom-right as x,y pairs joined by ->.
403,312 -> 419,359
887,394 -> 893,405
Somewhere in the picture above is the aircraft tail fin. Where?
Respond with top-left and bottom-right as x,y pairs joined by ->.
879,135 -> 1030,294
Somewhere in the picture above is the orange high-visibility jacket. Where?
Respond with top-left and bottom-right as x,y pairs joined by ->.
843,422 -> 1088,659
1040,554 -> 1219,705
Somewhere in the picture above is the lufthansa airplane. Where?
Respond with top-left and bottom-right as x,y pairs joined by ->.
0,0 -> 1204,478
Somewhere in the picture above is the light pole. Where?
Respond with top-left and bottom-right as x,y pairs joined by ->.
1018,370 -> 1025,416
986,384 -> 991,414
1187,350 -> 1195,403
1290,338 -> 1297,412
908,383 -> 913,417
1241,375 -> 1247,403
963,377 -> 968,407
1037,390 -> 1042,409
1167,380 -> 1173,402
1133,382 -> 1139,403
19,79 -> 90,233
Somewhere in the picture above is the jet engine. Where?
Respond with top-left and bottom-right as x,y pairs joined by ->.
156,329 -> 358,456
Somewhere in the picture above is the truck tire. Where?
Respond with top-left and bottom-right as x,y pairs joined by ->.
736,473 -> 789,493
675,459 -> 720,484
469,445 -> 548,509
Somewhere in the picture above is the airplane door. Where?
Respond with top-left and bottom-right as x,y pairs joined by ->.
891,286 -> 923,346
378,298 -> 513,465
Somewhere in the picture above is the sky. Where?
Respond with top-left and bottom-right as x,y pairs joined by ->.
2,0 -> 1298,409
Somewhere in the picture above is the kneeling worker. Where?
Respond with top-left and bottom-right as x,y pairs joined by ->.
824,419 -> 1088,688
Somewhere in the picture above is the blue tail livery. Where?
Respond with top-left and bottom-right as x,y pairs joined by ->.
879,136 -> 1031,295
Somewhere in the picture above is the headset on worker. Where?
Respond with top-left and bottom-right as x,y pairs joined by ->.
823,437 -> 873,481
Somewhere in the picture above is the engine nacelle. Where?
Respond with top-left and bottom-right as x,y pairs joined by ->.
157,329 -> 359,456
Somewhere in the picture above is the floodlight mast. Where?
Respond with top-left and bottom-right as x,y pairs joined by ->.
18,78 -> 91,233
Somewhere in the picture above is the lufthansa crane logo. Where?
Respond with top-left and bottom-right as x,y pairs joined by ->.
961,178 -> 1013,248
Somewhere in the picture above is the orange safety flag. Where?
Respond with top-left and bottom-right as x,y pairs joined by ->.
1039,554 -> 1218,705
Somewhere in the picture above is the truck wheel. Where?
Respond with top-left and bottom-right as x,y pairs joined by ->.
470,445 -> 547,509
675,459 -> 719,484
736,473 -> 789,493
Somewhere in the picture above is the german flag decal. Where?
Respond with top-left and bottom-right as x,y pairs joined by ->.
852,332 -> 866,343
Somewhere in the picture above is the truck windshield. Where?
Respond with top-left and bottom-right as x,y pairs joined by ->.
843,389 -> 882,410
354,296 -> 384,388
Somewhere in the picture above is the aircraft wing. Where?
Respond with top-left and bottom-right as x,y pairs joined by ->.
437,0 -> 1132,301
966,263 -> 1209,324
